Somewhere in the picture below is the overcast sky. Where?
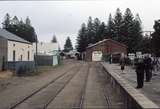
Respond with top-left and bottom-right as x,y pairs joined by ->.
0,0 -> 160,49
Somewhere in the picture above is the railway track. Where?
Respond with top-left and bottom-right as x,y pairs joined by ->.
10,62 -> 83,109
79,63 -> 90,109
96,63 -> 112,109
45,62 -> 89,109
7,61 -> 119,109
43,64 -> 85,109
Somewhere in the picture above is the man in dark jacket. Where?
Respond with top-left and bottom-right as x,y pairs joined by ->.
144,55 -> 152,82
135,58 -> 145,89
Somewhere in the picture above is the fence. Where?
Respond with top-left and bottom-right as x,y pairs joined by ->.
35,55 -> 54,66
7,61 -> 35,75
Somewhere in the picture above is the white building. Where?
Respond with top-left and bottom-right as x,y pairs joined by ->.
33,42 -> 60,66
33,42 -> 59,55
0,29 -> 34,71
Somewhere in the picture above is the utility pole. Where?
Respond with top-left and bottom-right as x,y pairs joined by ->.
35,35 -> 38,72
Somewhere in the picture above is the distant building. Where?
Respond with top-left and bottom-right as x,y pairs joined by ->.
0,29 -> 34,71
33,42 -> 60,66
64,49 -> 79,59
85,39 -> 127,62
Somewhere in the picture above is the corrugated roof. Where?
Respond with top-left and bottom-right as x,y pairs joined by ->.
0,28 -> 31,44
87,39 -> 127,49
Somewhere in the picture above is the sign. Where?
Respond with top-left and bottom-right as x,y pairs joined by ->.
136,52 -> 142,58
128,53 -> 135,60
92,51 -> 103,61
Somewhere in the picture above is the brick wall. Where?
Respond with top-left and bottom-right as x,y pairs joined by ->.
106,40 -> 127,55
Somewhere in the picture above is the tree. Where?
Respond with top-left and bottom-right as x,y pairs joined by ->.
131,14 -> 143,52
19,18 -> 24,25
12,16 -> 19,25
151,20 -> 160,56
2,13 -> 11,29
121,8 -> 134,43
2,14 -> 37,43
140,37 -> 152,53
25,16 -> 31,26
113,8 -> 124,41
51,35 -> 57,43
93,18 -> 101,42
98,22 -> 106,40
87,16 -> 95,44
121,8 -> 135,52
64,37 -> 73,52
77,23 -> 88,53
106,14 -> 115,39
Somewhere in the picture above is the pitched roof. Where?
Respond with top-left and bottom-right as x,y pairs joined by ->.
87,39 -> 127,49
0,28 -> 31,44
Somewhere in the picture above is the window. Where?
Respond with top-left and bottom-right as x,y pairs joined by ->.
13,44 -> 15,47
28,51 -> 30,61
13,50 -> 16,61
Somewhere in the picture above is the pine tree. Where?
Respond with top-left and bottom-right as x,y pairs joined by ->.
2,13 -> 11,29
64,37 -> 73,52
122,8 -> 134,43
2,14 -> 37,43
151,20 -> 160,56
106,14 -> 115,39
51,35 -> 57,43
93,18 -> 101,43
77,23 -> 88,53
131,14 -> 143,52
19,18 -> 24,25
12,16 -> 19,25
98,22 -> 106,40
25,16 -> 31,26
87,16 -> 95,45
121,8 -> 135,52
113,8 -> 124,41
140,37 -> 152,53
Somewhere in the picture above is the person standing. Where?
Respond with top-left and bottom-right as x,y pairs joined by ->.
135,58 -> 145,89
120,56 -> 125,73
109,54 -> 112,64
144,55 -> 152,82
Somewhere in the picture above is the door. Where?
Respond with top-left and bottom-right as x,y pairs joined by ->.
92,51 -> 103,61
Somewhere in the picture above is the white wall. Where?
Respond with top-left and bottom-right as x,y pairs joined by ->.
8,40 -> 34,61
33,42 -> 59,55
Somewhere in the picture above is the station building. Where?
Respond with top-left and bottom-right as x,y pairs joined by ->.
85,39 -> 127,62
0,29 -> 34,71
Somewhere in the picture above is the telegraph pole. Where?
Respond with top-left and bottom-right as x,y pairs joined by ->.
35,35 -> 38,72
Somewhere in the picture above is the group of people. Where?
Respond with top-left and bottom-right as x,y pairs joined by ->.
135,55 -> 153,89
120,55 -> 153,89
